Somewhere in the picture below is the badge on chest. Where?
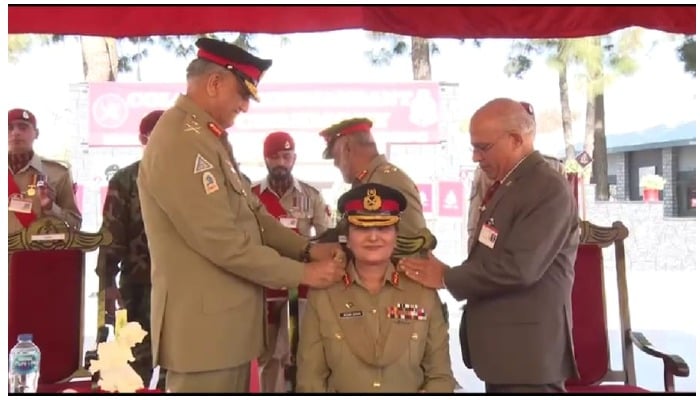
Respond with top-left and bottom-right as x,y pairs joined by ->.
339,310 -> 363,319
478,219 -> 498,249
8,194 -> 32,214
279,216 -> 298,229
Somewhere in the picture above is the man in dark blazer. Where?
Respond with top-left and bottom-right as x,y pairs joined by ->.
399,98 -> 580,393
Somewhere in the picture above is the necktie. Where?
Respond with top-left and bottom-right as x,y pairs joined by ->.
480,180 -> 501,211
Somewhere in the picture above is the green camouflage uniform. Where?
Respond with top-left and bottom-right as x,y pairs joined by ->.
95,160 -> 163,388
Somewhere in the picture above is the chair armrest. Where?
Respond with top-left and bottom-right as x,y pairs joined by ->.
629,330 -> 690,392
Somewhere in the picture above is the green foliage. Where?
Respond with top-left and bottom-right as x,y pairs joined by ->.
8,35 -> 33,63
677,35 -> 696,77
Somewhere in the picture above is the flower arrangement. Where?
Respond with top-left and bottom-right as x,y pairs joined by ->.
640,174 -> 666,191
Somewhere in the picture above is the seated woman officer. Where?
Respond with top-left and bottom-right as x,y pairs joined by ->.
296,183 -> 455,393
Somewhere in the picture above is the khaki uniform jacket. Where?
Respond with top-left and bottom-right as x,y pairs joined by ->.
296,262 -> 455,393
251,177 -> 329,238
137,95 -> 310,373
355,155 -> 427,240
8,154 -> 81,234
445,152 -> 579,385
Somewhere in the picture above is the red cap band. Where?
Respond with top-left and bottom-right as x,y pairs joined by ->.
197,48 -> 262,83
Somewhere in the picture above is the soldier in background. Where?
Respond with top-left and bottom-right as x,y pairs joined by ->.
317,117 -> 435,256
95,110 -> 164,388
8,108 -> 81,233
251,131 -> 330,393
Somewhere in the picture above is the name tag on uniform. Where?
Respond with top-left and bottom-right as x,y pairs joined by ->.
8,197 -> 32,214
478,224 -> 498,249
340,311 -> 363,318
279,216 -> 298,229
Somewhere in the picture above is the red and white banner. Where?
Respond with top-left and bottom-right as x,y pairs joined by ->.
87,82 -> 442,146
438,181 -> 464,218
416,183 -> 433,214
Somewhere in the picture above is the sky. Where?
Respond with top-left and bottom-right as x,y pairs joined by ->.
6,27 -> 697,159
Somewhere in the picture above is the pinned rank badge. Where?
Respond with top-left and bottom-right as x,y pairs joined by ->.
193,154 -> 214,174
387,303 -> 427,321
202,171 -> 219,195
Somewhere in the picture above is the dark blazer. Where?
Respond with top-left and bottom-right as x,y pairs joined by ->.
444,151 -> 580,385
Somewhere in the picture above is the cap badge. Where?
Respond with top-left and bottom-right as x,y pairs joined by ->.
363,188 -> 382,211
284,140 -> 291,149
22,110 -> 29,119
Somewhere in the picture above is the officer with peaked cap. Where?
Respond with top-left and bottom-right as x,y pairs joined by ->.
8,108 -> 81,234
317,117 -> 436,257
137,38 -> 345,393
296,183 -> 456,393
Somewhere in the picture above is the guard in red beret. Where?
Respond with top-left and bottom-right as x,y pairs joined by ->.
316,117 -> 436,256
137,38 -> 345,393
95,109 -> 165,390
8,108 -> 82,233
252,131 -> 331,393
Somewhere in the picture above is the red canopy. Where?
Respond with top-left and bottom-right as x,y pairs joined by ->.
8,5 -> 695,38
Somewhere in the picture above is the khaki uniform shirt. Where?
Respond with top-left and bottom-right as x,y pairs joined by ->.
354,155 -> 427,241
251,178 -> 329,238
8,154 -> 81,234
296,262 -> 455,393
137,95 -> 310,373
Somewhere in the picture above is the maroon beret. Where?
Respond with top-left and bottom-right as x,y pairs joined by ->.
139,110 -> 164,136
264,131 -> 295,158
8,108 -> 37,128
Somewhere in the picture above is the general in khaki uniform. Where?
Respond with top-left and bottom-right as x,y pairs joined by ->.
296,184 -> 455,393
8,108 -> 81,234
137,39 -> 314,393
318,118 -> 435,256
251,131 -> 331,392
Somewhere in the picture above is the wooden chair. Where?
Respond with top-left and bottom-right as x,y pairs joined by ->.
565,220 -> 690,393
8,216 -> 112,393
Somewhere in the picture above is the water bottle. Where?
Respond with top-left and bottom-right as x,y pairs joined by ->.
9,333 -> 41,393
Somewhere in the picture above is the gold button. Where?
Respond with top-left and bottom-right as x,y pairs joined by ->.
372,381 -> 381,388
371,309 -> 377,314
411,333 -> 419,340
334,333 -> 343,340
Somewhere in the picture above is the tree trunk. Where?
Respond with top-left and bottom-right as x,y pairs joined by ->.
582,85 -> 595,184
558,66 -> 575,160
80,36 -> 119,82
411,37 -> 431,80
593,92 -> 609,201
584,89 -> 595,158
